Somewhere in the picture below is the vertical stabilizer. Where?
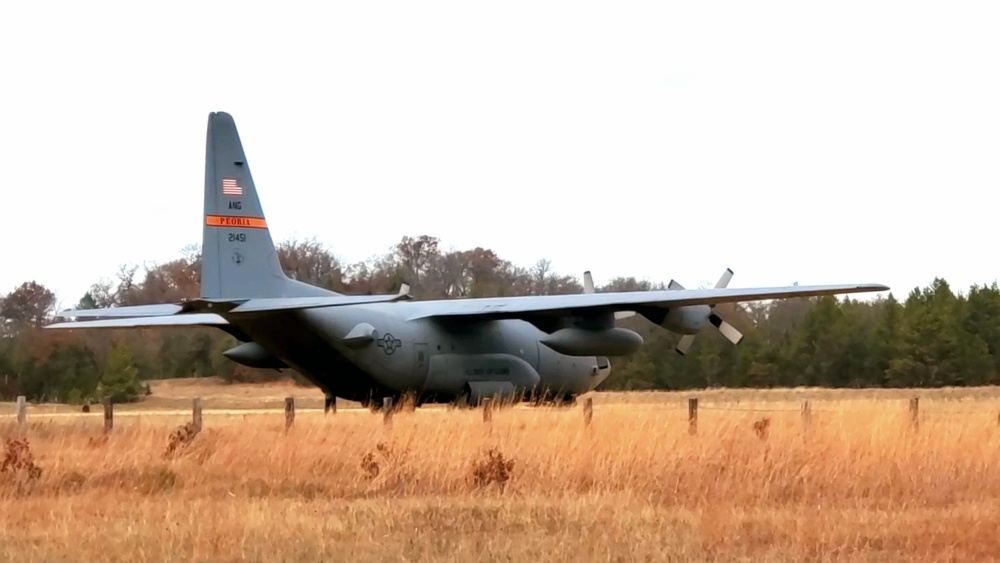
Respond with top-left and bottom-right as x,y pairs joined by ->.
201,112 -> 334,299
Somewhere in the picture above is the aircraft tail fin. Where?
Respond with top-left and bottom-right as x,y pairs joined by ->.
201,112 -> 334,300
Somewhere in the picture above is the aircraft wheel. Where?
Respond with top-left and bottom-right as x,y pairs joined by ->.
452,385 -> 476,409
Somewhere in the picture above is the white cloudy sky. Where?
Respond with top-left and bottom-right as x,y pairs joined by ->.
1,1 -> 998,308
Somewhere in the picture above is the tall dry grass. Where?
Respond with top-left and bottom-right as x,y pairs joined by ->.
1,393 -> 1000,561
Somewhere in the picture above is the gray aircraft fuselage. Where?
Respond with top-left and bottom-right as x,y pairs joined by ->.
232,302 -> 610,407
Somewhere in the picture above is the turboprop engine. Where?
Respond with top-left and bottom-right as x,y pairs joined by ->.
579,267 -> 744,356
658,269 -> 744,355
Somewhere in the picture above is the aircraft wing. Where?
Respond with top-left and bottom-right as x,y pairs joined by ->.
46,292 -> 412,329
228,292 -> 411,314
404,283 -> 889,321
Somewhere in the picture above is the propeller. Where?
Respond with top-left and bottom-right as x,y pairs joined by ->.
583,271 -> 635,319
671,268 -> 743,356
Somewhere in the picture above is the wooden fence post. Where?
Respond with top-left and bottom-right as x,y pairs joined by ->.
103,397 -> 113,433
284,397 -> 295,430
16,396 -> 26,427
688,397 -> 698,435
801,399 -> 811,431
909,397 -> 919,430
383,397 -> 394,427
192,397 -> 202,431
583,397 -> 593,427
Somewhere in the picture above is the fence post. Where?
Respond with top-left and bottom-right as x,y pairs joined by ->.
192,397 -> 203,431
284,397 -> 295,430
16,396 -> 26,427
801,399 -> 811,431
483,397 -> 493,435
688,397 -> 698,435
909,397 -> 919,431
583,397 -> 593,428
383,397 -> 393,427
103,397 -> 113,433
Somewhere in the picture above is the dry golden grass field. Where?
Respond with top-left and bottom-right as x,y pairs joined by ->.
2,377 -> 1000,562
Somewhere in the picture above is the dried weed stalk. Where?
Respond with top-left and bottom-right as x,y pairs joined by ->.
1,438 -> 42,480
753,417 -> 771,440
164,422 -> 201,458
471,446 -> 514,490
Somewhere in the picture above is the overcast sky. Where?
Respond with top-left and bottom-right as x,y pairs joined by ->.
2,1 -> 998,309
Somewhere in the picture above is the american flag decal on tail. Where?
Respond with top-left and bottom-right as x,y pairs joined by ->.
222,178 -> 243,196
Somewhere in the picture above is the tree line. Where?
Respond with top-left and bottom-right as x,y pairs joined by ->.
1,234 -> 998,403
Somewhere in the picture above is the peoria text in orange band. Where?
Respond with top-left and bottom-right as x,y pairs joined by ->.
205,215 -> 268,229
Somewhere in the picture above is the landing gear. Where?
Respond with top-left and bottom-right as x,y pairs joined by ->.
525,391 -> 577,408
450,386 -> 475,409
558,394 -> 577,407
362,392 -> 419,413
449,384 -> 525,409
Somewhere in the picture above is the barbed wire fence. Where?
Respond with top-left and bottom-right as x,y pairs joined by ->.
5,392 -> 1000,435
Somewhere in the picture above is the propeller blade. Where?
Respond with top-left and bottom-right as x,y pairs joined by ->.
715,268 -> 734,289
676,334 -> 697,355
586,270 -> 635,318
669,269 -> 743,355
708,313 -> 743,345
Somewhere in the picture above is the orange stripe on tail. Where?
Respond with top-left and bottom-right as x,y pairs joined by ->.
205,215 -> 268,229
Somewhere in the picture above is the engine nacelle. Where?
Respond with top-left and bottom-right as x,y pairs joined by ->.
222,342 -> 288,370
540,327 -> 643,357
658,305 -> 712,335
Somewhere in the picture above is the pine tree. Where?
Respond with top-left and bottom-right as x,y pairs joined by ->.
620,347 -> 656,390
964,283 -> 1000,380
99,342 -> 141,403
869,294 -> 903,385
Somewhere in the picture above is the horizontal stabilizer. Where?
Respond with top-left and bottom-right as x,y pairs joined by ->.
56,304 -> 184,319
46,313 -> 229,330
55,297 -> 249,320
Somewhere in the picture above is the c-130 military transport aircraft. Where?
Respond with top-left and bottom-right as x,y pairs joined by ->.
48,112 -> 888,410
